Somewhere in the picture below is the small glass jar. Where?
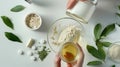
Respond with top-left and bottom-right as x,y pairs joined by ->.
59,42 -> 80,63
66,0 -> 98,24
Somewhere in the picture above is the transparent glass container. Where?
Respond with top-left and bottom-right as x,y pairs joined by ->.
47,17 -> 83,53
59,42 -> 80,63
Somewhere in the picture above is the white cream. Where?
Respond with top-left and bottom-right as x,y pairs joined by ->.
57,26 -> 80,45
25,13 -> 42,30
66,1 -> 96,23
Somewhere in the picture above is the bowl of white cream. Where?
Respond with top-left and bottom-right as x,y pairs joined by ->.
25,13 -> 42,30
108,41 -> 120,63
47,17 -> 84,53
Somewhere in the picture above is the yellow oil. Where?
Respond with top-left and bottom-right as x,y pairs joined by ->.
61,42 -> 78,62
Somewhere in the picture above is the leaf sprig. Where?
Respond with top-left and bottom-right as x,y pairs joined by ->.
87,23 -> 115,66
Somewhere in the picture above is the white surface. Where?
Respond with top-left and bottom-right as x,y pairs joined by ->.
0,0 -> 120,67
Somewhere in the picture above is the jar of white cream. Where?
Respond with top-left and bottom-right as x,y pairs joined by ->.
66,0 -> 98,24
25,13 -> 42,30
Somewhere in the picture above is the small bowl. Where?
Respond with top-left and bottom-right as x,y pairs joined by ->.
108,41 -> 120,63
25,13 -> 42,30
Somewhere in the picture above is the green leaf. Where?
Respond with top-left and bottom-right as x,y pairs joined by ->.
112,65 -> 115,67
116,13 -> 120,17
98,47 -> 106,61
101,42 -> 111,47
87,45 -> 105,60
94,23 -> 102,40
96,41 -> 106,60
5,32 -> 22,43
96,41 -> 111,48
118,5 -> 120,10
101,24 -> 115,38
96,40 -> 103,48
1,16 -> 14,29
87,61 -> 102,66
11,5 -> 25,12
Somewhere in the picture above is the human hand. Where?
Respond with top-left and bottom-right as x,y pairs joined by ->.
54,44 -> 84,67
67,0 -> 87,9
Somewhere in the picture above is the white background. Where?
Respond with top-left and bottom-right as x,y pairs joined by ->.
0,0 -> 120,67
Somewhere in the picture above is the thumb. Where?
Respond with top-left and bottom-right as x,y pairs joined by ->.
54,54 -> 61,67
76,44 -> 84,67
67,0 -> 87,9
67,0 -> 78,9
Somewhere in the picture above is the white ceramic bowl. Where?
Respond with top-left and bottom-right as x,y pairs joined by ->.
25,13 -> 42,30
